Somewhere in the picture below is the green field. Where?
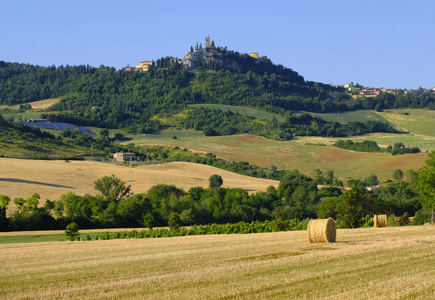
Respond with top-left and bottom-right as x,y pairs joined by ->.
379,110 -> 435,137
0,234 -> 67,244
189,103 -> 286,121
0,228 -> 146,244
129,129 -> 204,141
1,226 -> 434,299
385,108 -> 435,118
307,110 -> 391,125
125,106 -> 434,182
129,132 -> 429,182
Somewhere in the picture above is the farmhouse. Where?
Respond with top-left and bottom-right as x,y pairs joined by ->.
113,152 -> 136,162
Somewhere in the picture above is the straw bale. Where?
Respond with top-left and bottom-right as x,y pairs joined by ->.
373,214 -> 388,228
307,218 -> 336,243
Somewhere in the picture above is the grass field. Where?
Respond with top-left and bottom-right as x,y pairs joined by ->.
126,107 -> 433,183
130,133 -> 429,183
0,228 -> 147,244
189,104 -> 286,121
0,98 -> 60,121
1,226 -> 434,299
0,158 -> 279,214
379,110 -> 435,137
308,110 -> 391,125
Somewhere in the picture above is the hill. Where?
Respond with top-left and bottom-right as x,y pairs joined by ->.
0,115 -> 99,159
0,158 -> 279,213
129,133 -> 429,182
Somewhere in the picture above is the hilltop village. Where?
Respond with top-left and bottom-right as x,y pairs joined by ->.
124,36 -> 435,96
123,36 -> 261,74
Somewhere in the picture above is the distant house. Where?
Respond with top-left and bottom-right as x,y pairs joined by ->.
359,88 -> 382,96
135,61 -> 153,72
405,89 -> 423,96
123,66 -> 136,72
113,152 -> 136,162
381,88 -> 399,96
249,52 -> 259,59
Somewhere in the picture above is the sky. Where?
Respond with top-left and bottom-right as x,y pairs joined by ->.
1,0 -> 434,89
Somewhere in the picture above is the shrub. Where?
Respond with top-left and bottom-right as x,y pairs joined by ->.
65,222 -> 80,241
387,214 -> 399,227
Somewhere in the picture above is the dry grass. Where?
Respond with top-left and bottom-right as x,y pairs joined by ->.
1,226 -> 434,299
0,158 -> 278,214
10,98 -> 61,110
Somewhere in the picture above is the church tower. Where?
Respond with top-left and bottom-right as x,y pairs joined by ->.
205,36 -> 210,48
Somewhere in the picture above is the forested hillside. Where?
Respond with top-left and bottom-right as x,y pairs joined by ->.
1,49 -> 434,138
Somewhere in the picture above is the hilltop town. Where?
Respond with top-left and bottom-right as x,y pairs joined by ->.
124,36 -> 435,96
123,36 -> 263,74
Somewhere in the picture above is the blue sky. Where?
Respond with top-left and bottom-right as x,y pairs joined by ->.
1,0 -> 434,89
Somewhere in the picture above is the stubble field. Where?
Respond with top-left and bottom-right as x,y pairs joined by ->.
1,226 -> 434,299
0,158 -> 278,213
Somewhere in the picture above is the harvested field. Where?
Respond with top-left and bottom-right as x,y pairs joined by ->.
1,226 -> 434,299
12,98 -> 61,110
0,158 -> 278,213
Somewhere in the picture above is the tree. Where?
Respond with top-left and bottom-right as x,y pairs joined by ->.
94,175 -> 131,203
143,213 -> 155,229
336,186 -> 373,228
209,174 -> 223,188
393,169 -> 404,182
168,212 -> 181,232
406,169 -> 418,184
317,197 -> 338,219
65,222 -> 80,241
117,194 -> 152,227
365,173 -> 379,186
0,195 -> 10,230
416,151 -> 435,223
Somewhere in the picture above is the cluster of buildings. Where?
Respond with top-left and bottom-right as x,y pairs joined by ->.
123,61 -> 153,73
123,36 -> 260,73
339,83 -> 435,97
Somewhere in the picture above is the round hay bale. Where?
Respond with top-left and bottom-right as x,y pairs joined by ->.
373,214 -> 388,228
307,218 -> 336,243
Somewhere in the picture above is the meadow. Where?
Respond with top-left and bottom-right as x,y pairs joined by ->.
1,226 -> 434,299
130,133 -> 429,183
189,103 -> 286,121
128,107 -> 435,182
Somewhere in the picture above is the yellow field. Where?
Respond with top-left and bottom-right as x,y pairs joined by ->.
0,158 -> 279,213
11,97 -> 61,110
1,226 -> 434,299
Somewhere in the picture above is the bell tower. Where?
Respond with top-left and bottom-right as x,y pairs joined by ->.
205,36 -> 210,48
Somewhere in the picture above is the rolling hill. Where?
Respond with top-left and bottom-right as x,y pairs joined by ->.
0,158 -> 279,214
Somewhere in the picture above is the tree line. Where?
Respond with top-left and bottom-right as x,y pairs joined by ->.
2,152 -> 434,232
179,107 -> 397,140
333,140 -> 421,155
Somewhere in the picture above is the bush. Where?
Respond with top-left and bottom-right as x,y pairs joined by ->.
65,222 -> 80,241
387,214 -> 399,227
